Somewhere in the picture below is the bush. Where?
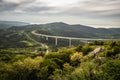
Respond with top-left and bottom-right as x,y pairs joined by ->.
81,44 -> 93,55
70,52 -> 83,66
101,60 -> 120,80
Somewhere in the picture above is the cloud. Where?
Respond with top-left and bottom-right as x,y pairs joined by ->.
61,0 -> 120,19
0,0 -> 27,12
1,0 -> 119,17
23,6 -> 54,13
0,0 -> 2,2
0,1 -> 19,11
0,0 -> 54,13
0,0 -> 119,26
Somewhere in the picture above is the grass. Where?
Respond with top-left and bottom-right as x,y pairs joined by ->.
21,40 -> 34,46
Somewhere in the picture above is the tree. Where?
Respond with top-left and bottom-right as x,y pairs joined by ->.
70,52 -> 83,66
75,45 -> 82,52
101,60 -> 120,80
81,44 -> 93,55
38,59 -> 59,80
7,57 -> 43,80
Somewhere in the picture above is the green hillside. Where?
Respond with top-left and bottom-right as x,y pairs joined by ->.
0,41 -> 120,80
0,30 -> 41,48
0,21 -> 120,80
9,22 -> 120,38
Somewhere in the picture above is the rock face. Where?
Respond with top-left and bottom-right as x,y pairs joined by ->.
90,47 -> 104,54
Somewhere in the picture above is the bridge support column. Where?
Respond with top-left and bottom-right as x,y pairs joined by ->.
69,39 -> 71,47
46,37 -> 48,40
55,37 -> 58,46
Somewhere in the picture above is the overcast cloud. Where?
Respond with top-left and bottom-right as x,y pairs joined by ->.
0,0 -> 120,28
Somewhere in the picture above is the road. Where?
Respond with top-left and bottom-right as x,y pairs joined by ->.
22,31 -> 49,54
32,30 -> 120,41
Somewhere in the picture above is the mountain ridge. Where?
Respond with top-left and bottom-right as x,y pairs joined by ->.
8,22 -> 120,38
0,20 -> 30,29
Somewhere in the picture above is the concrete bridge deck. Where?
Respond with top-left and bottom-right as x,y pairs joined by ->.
32,30 -> 120,47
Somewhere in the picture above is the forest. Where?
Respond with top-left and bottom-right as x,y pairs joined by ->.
0,22 -> 120,80
0,41 -> 120,80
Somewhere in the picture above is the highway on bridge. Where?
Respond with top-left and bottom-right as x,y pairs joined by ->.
32,30 -> 120,47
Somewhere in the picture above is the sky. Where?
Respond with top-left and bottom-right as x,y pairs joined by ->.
0,0 -> 120,28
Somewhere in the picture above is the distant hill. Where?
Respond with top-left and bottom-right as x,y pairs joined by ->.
9,22 -> 120,38
0,24 -> 11,29
0,21 -> 29,26
35,22 -> 120,38
0,21 -> 29,29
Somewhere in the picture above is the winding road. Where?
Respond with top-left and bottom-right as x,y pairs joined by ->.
22,31 -> 49,54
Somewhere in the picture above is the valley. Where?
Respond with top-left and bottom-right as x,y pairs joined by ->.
0,21 -> 120,80
0,0 -> 120,79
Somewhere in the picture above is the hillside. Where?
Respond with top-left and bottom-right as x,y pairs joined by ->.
37,22 -> 120,38
0,41 -> 120,80
0,22 -> 120,49
9,22 -> 120,38
0,21 -> 29,29
0,30 -> 41,48
0,22 -> 120,80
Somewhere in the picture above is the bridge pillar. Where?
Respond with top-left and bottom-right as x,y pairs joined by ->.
55,37 -> 58,46
46,37 -> 48,40
69,38 -> 71,47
